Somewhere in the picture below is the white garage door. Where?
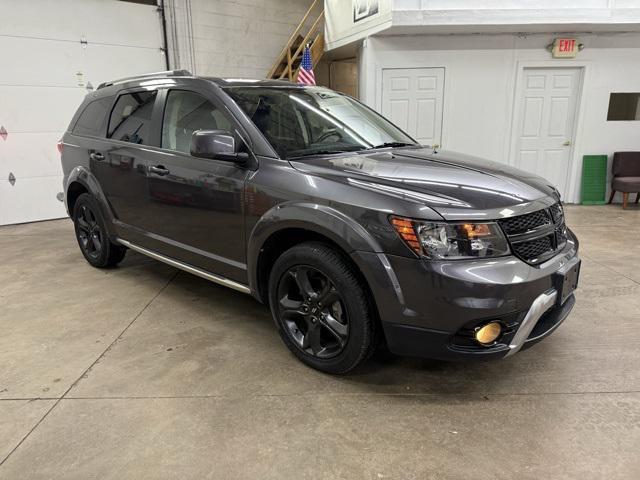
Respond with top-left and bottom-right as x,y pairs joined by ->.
381,67 -> 444,145
0,0 -> 165,226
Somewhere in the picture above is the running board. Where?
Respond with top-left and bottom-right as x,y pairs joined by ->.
116,238 -> 251,295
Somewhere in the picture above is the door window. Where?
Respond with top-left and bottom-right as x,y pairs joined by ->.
108,90 -> 157,144
162,90 -> 232,154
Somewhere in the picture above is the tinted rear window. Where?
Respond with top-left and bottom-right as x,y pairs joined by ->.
72,97 -> 112,137
108,90 -> 157,144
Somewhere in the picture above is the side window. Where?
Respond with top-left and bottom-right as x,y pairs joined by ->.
72,97 -> 112,137
226,89 -> 305,156
162,90 -> 232,154
108,90 -> 157,144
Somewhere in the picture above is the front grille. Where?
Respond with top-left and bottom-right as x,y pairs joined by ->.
549,203 -> 563,222
499,209 -> 551,235
498,203 -> 566,265
512,234 -> 553,260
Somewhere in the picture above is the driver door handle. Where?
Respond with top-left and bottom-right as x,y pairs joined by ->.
149,165 -> 170,176
89,152 -> 105,161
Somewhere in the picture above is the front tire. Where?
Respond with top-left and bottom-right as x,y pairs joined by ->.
268,242 -> 376,374
73,193 -> 126,268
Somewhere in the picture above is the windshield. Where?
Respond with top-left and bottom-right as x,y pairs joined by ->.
224,86 -> 417,159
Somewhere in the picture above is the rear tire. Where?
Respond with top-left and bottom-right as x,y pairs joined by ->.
73,193 -> 126,268
268,242 -> 376,374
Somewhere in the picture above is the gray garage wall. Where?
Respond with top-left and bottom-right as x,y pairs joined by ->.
164,0 -> 313,78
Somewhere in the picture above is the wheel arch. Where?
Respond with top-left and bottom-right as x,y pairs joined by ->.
65,166 -> 116,237
66,181 -> 88,217
247,202 -> 384,309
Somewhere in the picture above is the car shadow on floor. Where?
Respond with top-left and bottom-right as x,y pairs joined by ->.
114,250 -> 545,396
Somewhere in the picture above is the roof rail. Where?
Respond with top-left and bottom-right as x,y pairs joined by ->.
96,70 -> 192,90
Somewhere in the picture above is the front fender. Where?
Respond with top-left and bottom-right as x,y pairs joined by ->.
65,166 -> 117,238
247,200 -> 381,262
246,202 -> 406,319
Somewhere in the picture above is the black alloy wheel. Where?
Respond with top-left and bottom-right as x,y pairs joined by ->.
269,242 -> 377,374
277,265 -> 349,359
76,203 -> 103,260
73,193 -> 126,268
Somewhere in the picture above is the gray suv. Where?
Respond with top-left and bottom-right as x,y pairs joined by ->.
60,70 -> 580,374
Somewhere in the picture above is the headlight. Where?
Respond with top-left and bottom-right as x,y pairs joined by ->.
390,216 -> 510,259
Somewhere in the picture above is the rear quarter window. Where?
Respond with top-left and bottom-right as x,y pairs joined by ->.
72,97 -> 112,137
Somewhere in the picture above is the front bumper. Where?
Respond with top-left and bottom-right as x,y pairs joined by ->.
383,288 -> 575,361
353,229 -> 580,361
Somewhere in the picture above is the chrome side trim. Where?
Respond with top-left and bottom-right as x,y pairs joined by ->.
116,238 -> 251,295
505,289 -> 557,357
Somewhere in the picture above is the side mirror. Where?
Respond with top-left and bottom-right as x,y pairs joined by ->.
190,130 -> 249,165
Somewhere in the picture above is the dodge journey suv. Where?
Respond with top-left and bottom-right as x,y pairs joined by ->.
60,70 -> 580,374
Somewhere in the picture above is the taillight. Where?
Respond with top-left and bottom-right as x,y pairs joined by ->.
57,141 -> 64,154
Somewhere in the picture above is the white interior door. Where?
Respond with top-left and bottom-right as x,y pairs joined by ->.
381,68 -> 444,145
514,67 -> 582,197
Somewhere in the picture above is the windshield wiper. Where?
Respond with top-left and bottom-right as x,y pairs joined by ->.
368,142 -> 417,150
287,147 -> 365,159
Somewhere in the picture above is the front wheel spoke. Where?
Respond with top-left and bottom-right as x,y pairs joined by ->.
321,313 -> 348,344
279,295 -> 304,317
291,267 -> 316,299
302,323 -> 323,354
318,288 -> 340,308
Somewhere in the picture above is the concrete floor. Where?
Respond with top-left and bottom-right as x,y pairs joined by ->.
0,205 -> 639,479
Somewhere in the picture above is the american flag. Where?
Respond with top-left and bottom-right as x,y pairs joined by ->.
297,46 -> 316,85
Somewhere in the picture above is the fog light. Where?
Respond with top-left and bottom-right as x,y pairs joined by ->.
475,322 -> 502,345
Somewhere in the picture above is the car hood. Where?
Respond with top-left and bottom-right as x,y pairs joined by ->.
289,147 -> 558,219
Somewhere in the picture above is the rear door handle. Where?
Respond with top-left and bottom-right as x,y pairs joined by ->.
89,152 -> 105,161
150,165 -> 170,176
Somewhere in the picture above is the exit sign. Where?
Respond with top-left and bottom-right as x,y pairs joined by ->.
552,38 -> 579,58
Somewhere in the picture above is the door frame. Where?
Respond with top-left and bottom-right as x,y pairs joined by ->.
507,61 -> 589,203
376,66 -> 446,146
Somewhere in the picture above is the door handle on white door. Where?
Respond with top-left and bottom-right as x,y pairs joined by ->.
562,140 -> 572,146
